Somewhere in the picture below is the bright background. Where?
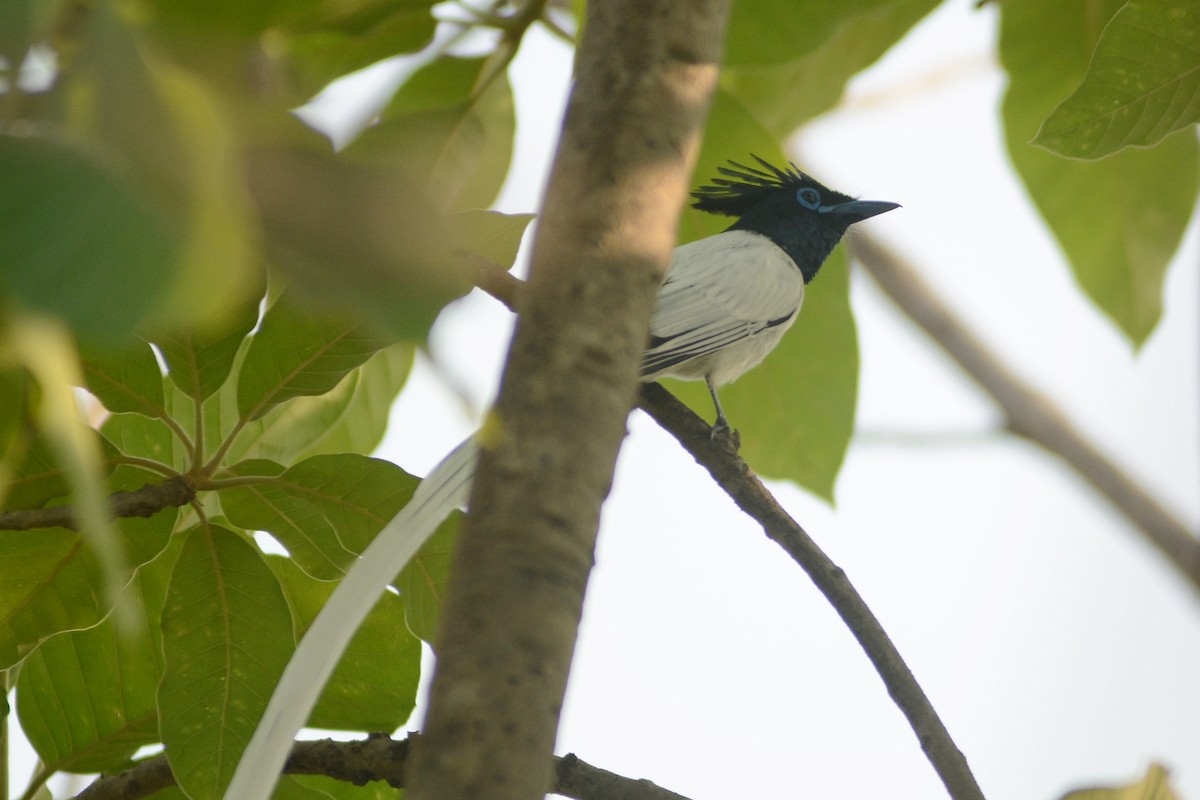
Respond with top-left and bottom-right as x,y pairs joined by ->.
11,2 -> 1199,798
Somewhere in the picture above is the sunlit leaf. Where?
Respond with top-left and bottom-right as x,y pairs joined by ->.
154,283 -> 263,404
722,0 -> 940,138
0,466 -> 174,669
1035,0 -> 1200,158
396,511 -> 461,644
220,454 -> 418,579
351,55 -> 516,211
79,341 -> 166,419
1000,0 -> 1199,344
16,539 -> 180,775
723,0 -> 892,66
236,293 -> 394,422
271,556 -> 420,731
1059,763 -> 1180,800
159,524 -> 294,800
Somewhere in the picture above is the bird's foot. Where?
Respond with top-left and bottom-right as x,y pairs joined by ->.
709,419 -> 741,451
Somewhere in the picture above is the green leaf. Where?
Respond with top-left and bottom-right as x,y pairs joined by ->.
220,454 -> 418,579
154,285 -> 263,404
0,135 -> 180,343
79,341 -> 167,418
0,0 -> 59,65
245,143 -> 468,341
1059,763 -> 1180,800
15,538 -> 180,775
227,344 -> 413,466
237,293 -> 394,422
1000,0 -> 1200,344
662,248 -> 857,501
723,0 -> 893,66
0,465 -> 175,669
351,55 -> 516,211
66,5 -> 260,337
452,210 -> 536,267
271,556 -> 420,731
291,775 -> 400,800
396,511 -> 461,644
159,525 -> 295,800
722,0 -> 941,138
278,0 -> 438,96
1035,0 -> 1200,158
100,411 -> 185,473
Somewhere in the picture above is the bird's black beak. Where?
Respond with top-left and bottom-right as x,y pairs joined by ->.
823,199 -> 901,222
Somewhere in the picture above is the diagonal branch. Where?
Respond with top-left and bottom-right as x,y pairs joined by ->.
472,256 -> 986,800
850,234 -> 1200,593
71,735 -> 694,800
0,476 -> 195,531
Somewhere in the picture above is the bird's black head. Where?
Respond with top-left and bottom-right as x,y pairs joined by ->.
691,156 -> 899,283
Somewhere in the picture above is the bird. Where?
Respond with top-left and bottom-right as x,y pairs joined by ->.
643,156 -> 898,435
224,157 -> 898,800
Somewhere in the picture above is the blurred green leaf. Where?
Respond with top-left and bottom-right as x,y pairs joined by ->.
220,454 -> 417,579
397,510 -> 461,644
245,143 -> 469,340
16,538 -> 180,775
1000,0 -> 1199,344
236,293 -> 394,422
0,465 -> 174,669
351,55 -> 516,211
0,0 -> 58,66
271,556 -> 420,731
722,0 -> 940,138
723,0 -> 892,66
1059,763 -> 1179,800
1035,0 -> 1200,158
279,0 -> 438,96
453,210 -> 536,266
67,6 -> 260,337
663,248 -> 857,501
0,135 -> 180,342
159,524 -> 294,800
79,341 -> 166,419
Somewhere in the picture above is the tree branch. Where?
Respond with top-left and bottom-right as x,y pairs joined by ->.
408,1 -> 731,798
850,234 -> 1200,593
0,476 -> 195,531
72,736 -> 695,800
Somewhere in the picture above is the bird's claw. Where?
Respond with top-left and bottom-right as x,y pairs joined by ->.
709,420 -> 740,450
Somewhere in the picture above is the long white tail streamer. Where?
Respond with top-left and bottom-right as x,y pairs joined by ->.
222,437 -> 479,800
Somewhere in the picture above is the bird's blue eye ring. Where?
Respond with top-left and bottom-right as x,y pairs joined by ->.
796,187 -> 821,209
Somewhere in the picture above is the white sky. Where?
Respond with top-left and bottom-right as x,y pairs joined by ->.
12,2 -> 1200,799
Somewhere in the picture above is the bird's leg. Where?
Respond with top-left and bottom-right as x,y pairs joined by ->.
706,377 -> 732,443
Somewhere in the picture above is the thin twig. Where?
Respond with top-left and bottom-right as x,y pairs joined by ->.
851,234 -> 1200,593
0,476 -> 195,531
71,735 -> 696,800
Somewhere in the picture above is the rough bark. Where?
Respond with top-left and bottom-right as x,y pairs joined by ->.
406,2 -> 732,799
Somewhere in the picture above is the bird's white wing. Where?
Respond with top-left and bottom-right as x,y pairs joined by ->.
642,230 -> 805,382
223,438 -> 478,800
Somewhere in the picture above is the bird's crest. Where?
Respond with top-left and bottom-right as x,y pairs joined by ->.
691,155 -> 828,217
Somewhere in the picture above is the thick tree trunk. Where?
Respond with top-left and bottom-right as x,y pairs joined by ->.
406,2 -> 731,799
